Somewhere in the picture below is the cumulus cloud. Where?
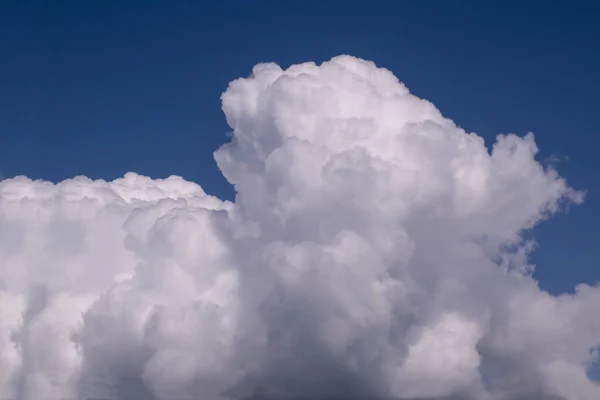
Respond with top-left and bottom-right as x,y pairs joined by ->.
0,55 -> 598,400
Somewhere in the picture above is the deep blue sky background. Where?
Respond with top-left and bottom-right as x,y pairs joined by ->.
1,1 -> 599,296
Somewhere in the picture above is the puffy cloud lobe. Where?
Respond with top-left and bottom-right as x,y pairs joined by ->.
0,55 -> 598,400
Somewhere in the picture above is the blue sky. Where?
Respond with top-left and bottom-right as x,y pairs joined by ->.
1,1 -> 598,296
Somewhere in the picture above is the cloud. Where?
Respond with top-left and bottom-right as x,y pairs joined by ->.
0,56 -> 598,400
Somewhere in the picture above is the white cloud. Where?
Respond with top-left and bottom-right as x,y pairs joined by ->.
0,55 -> 597,400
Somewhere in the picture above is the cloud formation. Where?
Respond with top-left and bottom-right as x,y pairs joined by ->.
1,55 -> 598,400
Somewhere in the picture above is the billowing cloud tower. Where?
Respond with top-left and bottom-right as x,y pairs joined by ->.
0,56 -> 598,400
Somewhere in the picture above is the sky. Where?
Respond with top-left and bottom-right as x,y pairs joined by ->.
2,1 -> 599,296
1,2 -> 600,399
